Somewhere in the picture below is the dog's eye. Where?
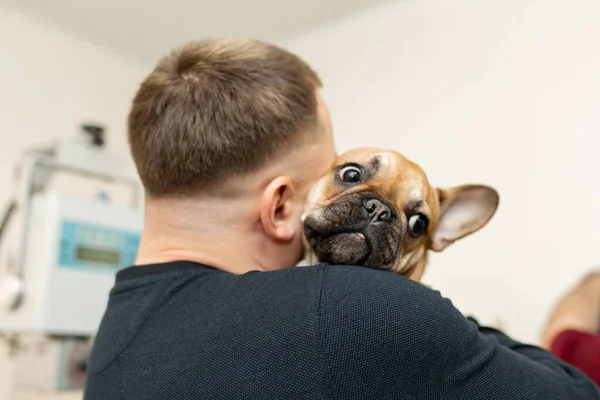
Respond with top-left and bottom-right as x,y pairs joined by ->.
408,214 -> 429,237
338,166 -> 362,184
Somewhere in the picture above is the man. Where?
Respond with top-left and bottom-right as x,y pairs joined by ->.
541,271 -> 600,386
84,39 -> 599,399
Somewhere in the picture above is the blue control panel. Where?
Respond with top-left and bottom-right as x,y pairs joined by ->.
58,220 -> 140,272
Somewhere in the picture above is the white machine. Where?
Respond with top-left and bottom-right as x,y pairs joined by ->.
0,125 -> 142,392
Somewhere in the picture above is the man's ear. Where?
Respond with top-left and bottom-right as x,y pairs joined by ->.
260,177 -> 297,242
431,184 -> 499,252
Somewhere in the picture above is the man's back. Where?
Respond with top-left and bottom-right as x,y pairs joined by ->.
85,262 -> 599,399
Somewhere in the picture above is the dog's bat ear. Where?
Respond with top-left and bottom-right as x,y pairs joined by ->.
430,184 -> 499,252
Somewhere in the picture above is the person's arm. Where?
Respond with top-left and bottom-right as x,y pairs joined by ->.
470,317 -> 572,362
550,329 -> 600,385
540,271 -> 600,349
320,265 -> 600,400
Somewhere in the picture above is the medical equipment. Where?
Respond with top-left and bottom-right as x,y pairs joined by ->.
0,124 -> 142,392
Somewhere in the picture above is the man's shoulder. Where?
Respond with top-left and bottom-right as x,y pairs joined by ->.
314,266 -> 477,398
318,264 -> 435,305
311,264 -> 454,333
316,265 -> 471,347
269,264 -> 427,300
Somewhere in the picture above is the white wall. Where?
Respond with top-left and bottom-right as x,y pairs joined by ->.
284,0 -> 600,343
0,5 -> 149,400
0,4 -> 148,201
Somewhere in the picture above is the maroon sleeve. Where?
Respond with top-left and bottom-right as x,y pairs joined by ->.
551,329 -> 600,386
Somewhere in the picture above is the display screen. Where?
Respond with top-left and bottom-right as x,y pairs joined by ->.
75,246 -> 121,265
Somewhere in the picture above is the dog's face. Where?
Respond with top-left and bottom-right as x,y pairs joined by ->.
302,147 -> 499,281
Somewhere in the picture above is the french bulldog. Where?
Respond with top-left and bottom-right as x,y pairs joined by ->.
302,147 -> 499,282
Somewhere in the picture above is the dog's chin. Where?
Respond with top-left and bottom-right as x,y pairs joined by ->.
310,232 -> 371,266
305,228 -> 401,270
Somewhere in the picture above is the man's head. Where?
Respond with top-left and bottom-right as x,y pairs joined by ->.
129,39 -> 335,271
303,148 -> 499,281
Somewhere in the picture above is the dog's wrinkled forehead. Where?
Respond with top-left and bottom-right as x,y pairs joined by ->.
307,147 -> 438,218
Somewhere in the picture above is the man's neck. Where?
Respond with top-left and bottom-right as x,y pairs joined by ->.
135,196 -> 267,274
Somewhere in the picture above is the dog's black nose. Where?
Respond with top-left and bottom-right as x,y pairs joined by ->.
363,198 -> 392,223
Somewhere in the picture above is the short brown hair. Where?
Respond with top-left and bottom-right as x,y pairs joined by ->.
128,38 -> 322,196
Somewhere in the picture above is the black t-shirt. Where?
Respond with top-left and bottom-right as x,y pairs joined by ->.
84,262 -> 599,399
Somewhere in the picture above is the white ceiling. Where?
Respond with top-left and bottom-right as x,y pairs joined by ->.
2,0 -> 388,64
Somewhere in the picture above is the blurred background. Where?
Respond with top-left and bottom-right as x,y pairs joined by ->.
1,0 -> 600,398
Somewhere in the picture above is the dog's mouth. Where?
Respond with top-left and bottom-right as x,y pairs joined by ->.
304,228 -> 372,266
303,192 -> 402,269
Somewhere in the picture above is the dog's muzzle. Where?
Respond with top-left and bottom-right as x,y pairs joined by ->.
303,192 -> 402,269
